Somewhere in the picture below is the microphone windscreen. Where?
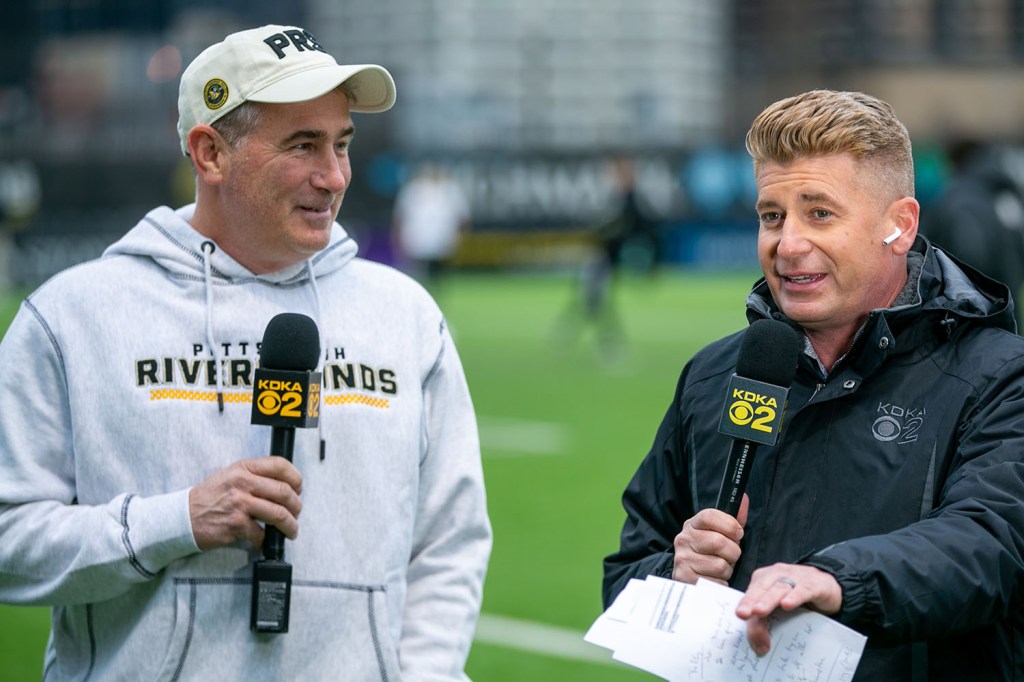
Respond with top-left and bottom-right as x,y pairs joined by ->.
735,319 -> 800,387
259,313 -> 321,371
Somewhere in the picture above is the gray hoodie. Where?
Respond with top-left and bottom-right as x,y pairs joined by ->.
0,205 -> 491,681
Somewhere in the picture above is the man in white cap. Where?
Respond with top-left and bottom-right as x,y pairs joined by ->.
0,25 -> 491,681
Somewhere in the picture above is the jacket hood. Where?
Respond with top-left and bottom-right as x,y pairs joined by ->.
917,241 -> 1015,326
103,204 -> 359,284
101,204 -> 360,412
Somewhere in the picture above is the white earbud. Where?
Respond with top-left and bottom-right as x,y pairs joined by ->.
882,227 -> 902,245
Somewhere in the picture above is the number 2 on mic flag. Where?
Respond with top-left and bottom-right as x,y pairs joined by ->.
717,375 -> 789,446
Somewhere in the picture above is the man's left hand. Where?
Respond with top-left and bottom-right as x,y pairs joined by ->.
735,563 -> 842,655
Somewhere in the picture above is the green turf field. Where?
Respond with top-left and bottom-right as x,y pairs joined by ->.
0,268 -> 759,680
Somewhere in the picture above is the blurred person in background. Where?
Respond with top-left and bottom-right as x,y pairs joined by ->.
0,162 -> 41,288
0,25 -> 490,681
553,157 -> 658,361
391,162 -> 470,296
604,90 -> 1024,680
922,138 -> 1024,329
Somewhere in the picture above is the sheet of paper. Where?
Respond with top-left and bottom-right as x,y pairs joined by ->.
611,577 -> 694,679
584,578 -> 645,649
586,576 -> 867,682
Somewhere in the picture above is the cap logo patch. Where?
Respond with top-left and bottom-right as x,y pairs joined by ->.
203,78 -> 229,110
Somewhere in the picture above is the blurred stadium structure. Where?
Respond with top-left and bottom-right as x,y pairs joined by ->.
1,0 -> 1024,285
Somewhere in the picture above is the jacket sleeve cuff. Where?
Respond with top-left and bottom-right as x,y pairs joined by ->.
120,489 -> 200,578
800,552 -> 868,624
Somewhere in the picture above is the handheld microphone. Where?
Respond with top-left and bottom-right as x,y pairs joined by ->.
714,319 -> 800,517
249,312 -> 322,634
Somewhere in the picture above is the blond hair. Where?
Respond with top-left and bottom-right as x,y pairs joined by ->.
745,90 -> 915,199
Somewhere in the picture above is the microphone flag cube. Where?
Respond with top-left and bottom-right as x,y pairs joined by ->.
250,367 -> 322,429
717,374 -> 789,446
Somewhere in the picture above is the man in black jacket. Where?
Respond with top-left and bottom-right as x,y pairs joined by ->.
604,90 -> 1024,680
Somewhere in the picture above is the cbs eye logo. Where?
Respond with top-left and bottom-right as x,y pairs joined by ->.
728,400 -> 756,425
728,389 -> 779,434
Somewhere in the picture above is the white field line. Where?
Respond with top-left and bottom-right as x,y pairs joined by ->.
477,416 -> 572,457
474,612 -> 618,666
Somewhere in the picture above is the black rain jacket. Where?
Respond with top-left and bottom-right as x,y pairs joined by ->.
604,237 -> 1024,680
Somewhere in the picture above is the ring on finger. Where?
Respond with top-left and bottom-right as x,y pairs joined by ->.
775,577 -> 796,588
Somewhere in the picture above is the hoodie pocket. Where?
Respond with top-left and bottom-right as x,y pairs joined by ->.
155,577 -> 400,681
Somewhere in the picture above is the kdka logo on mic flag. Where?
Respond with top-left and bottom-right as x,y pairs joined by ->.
718,375 -> 789,446
251,367 -> 322,429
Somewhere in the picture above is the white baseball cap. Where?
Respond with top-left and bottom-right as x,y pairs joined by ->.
177,25 -> 396,155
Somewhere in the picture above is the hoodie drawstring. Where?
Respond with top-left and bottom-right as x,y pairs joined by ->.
201,241 -> 226,412
306,259 -> 327,460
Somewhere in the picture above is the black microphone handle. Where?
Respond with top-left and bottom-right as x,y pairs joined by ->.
263,426 -> 296,561
715,438 -> 758,517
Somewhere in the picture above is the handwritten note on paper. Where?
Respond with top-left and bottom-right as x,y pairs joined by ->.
585,576 -> 866,682
677,579 -> 865,682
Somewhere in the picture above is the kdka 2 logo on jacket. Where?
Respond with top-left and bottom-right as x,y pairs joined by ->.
872,401 -> 925,444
